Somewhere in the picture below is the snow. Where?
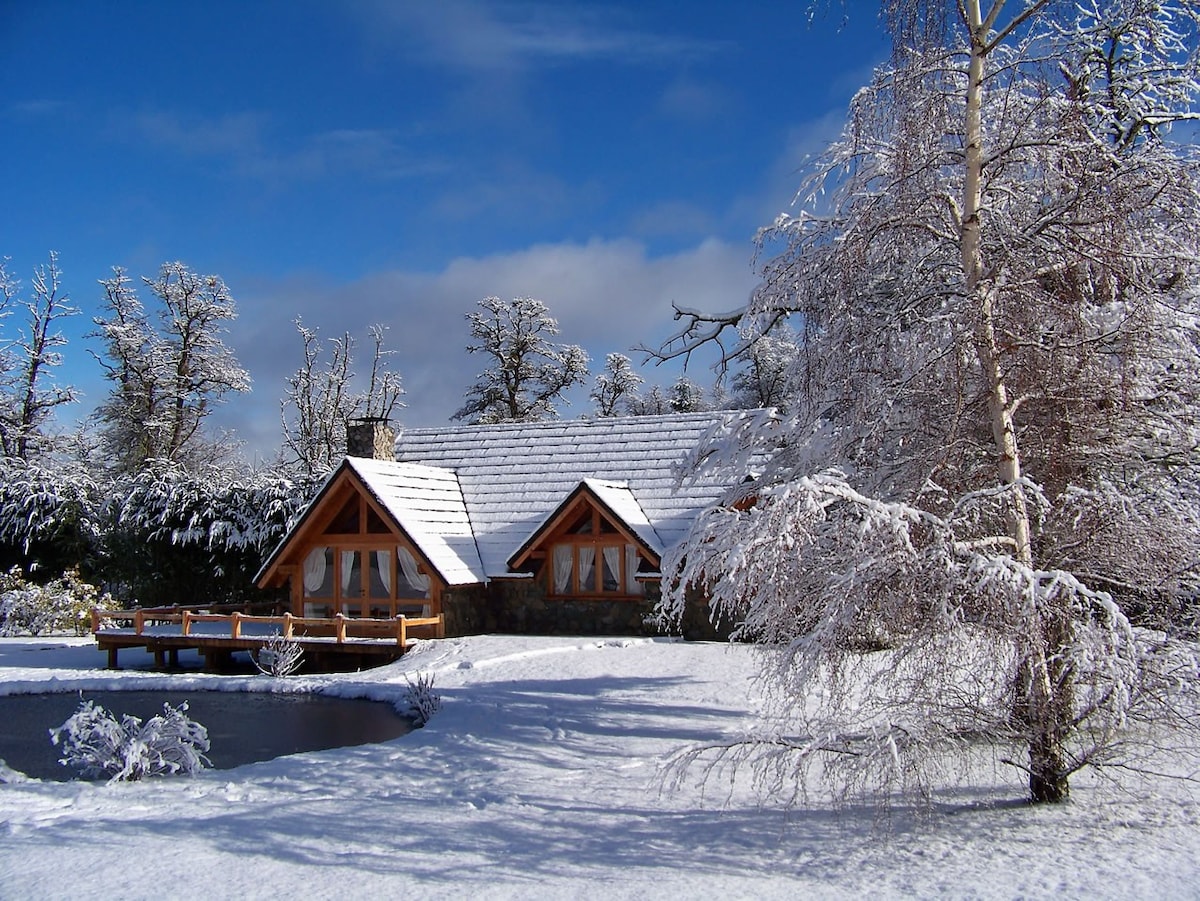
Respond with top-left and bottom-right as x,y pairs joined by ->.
1,634 -> 1198,899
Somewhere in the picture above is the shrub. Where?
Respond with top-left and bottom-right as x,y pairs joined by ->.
403,672 -> 442,726
252,632 -> 305,677
50,698 -> 211,782
0,568 -> 117,636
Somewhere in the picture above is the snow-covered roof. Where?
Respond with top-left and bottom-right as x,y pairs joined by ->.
394,412 -> 744,579
345,457 -> 486,586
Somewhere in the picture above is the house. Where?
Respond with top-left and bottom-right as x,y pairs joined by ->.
255,411 -> 756,638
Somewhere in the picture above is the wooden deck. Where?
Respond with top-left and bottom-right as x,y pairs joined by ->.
91,605 -> 445,672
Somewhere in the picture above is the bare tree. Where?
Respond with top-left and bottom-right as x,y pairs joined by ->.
656,0 -> 1200,805
279,320 -> 406,477
590,353 -> 644,417
454,296 -> 589,424
0,253 -> 78,460
92,262 -> 250,473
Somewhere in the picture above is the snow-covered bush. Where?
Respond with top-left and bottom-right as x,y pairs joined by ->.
50,698 -> 211,782
0,567 -> 116,636
0,456 -> 104,575
252,632 -> 304,677
104,462 -> 313,606
403,672 -> 441,726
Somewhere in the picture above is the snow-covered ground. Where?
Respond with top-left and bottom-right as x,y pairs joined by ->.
0,633 -> 1197,899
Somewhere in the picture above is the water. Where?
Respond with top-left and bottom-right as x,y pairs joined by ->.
0,690 -> 413,781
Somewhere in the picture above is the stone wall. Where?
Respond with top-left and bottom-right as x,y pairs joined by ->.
441,578 -> 736,641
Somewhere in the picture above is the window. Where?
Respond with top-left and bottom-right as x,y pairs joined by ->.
301,544 -> 431,618
550,542 -> 644,597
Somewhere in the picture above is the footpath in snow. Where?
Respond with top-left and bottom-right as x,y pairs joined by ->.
0,633 -> 1197,899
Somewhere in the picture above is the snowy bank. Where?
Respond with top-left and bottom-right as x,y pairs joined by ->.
0,634 -> 1197,899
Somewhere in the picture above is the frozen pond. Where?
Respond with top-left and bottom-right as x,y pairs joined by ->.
0,690 -> 413,781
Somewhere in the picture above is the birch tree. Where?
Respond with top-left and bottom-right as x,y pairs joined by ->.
454,296 -> 589,424
92,262 -> 250,473
656,0 -> 1200,805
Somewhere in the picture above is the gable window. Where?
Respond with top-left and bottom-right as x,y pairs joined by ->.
550,541 -> 645,598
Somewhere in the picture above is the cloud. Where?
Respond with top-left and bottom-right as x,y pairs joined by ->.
657,77 -> 731,122
123,110 -> 440,184
354,0 -> 726,72
219,236 -> 757,460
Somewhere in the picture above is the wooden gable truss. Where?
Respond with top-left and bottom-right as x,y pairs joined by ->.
256,464 -> 445,620
508,483 -> 661,601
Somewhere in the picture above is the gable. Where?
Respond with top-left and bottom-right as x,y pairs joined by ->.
508,478 -> 663,571
255,457 -> 486,589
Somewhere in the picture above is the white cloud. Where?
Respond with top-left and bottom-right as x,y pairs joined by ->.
352,1 -> 725,72
219,236 -> 757,460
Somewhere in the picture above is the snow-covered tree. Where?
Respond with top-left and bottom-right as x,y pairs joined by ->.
279,320 -> 405,477
92,262 -> 250,473
626,384 -> 671,416
728,326 -> 799,412
104,461 -> 309,606
590,353 -> 645,417
0,253 -> 78,460
668,375 -> 708,414
656,0 -> 1200,805
454,296 -> 589,424
0,456 -> 104,577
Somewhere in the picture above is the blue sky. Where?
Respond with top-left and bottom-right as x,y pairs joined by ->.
1,1 -> 889,461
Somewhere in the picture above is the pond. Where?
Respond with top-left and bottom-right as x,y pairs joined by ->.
0,690 -> 414,781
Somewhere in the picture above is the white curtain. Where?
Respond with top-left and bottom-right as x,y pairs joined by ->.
553,545 -> 573,593
302,547 -> 327,595
341,550 -> 356,595
602,546 -> 620,592
375,550 -> 392,595
625,545 -> 643,595
579,546 -> 595,592
397,547 -> 431,596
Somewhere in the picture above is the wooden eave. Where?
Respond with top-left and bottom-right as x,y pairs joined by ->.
507,482 -> 661,572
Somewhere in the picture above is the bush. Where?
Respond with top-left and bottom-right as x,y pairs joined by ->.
403,672 -> 442,726
252,632 -> 305,677
0,567 -> 117,636
50,698 -> 211,782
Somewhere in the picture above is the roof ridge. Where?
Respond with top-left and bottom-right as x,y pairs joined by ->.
399,409 -> 747,438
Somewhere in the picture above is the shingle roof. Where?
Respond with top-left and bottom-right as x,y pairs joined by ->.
393,412 -> 745,579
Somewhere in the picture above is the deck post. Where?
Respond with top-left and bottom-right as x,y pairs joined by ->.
107,646 -> 119,669
182,609 -> 192,636
134,609 -> 145,635
397,615 -> 407,648
283,612 -> 294,639
335,613 -> 347,644
90,608 -> 100,633
231,611 -> 242,639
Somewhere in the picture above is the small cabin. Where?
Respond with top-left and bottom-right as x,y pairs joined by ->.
256,412 -> 759,638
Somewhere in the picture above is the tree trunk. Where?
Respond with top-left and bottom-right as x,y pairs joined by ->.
961,2 -> 1067,803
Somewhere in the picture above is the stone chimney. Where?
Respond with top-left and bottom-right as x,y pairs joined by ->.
346,416 -> 396,461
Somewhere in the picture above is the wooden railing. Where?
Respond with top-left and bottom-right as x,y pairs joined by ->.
91,605 -> 445,646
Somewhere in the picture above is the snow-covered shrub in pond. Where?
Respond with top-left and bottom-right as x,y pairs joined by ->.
51,699 -> 211,782
0,568 -> 116,636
